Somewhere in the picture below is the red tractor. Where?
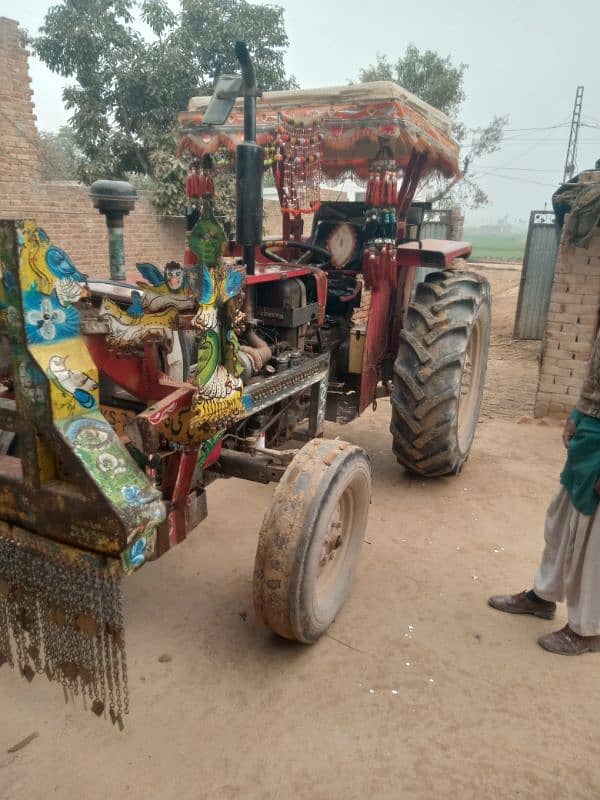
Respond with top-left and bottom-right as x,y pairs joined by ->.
0,42 -> 489,725
173,42 -> 490,478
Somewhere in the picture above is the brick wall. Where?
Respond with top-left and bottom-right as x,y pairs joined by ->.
0,17 -> 41,181
0,176 -> 186,280
534,223 -> 600,417
0,17 -> 185,279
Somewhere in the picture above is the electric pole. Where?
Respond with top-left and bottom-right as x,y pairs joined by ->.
563,86 -> 584,183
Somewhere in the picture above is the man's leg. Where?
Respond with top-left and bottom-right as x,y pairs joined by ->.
537,500 -> 600,655
488,487 -> 571,619
532,487 -> 573,604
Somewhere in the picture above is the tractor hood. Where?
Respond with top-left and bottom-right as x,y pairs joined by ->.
178,81 -> 460,180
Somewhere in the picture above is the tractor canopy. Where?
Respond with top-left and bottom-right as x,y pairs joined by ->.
178,81 -> 460,181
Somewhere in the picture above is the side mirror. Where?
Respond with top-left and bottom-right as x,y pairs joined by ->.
203,74 -> 243,125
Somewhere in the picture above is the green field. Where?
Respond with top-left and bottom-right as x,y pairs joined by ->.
462,228 -> 527,262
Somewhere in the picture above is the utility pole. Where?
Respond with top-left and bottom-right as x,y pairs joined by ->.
563,86 -> 584,183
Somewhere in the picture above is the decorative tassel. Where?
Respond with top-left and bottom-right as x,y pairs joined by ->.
372,174 -> 382,207
0,526 -> 128,728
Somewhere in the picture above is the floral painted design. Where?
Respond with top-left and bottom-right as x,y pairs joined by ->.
65,417 -> 111,450
24,290 -> 80,344
121,529 -> 157,574
121,485 -> 146,507
97,452 -> 127,476
128,537 -> 147,567
27,297 -> 66,340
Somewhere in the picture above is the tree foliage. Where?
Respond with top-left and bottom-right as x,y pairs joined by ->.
32,0 -> 296,214
38,126 -> 84,181
358,46 -> 507,208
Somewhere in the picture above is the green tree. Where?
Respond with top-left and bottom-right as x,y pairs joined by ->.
39,126 -> 84,181
358,46 -> 507,208
31,0 -> 296,215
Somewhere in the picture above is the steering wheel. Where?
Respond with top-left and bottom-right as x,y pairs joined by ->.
260,239 -> 332,267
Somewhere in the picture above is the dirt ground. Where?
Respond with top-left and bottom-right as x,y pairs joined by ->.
2,267 -> 600,800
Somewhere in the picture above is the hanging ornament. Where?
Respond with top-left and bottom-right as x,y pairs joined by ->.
185,155 -> 215,200
277,114 -> 322,215
186,159 -> 204,199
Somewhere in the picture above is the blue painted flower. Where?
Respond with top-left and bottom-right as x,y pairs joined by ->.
27,296 -> 66,340
128,537 -> 147,568
122,485 -> 145,507
24,290 -> 80,343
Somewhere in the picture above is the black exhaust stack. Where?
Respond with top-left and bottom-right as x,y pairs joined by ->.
234,41 -> 262,276
201,41 -> 263,276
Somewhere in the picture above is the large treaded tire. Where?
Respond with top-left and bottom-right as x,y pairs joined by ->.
390,270 -> 491,477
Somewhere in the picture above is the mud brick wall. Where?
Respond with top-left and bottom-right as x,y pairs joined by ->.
0,17 -> 186,279
534,224 -> 600,417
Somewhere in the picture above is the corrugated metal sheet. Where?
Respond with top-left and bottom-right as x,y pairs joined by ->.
420,220 -> 450,239
514,211 -> 558,340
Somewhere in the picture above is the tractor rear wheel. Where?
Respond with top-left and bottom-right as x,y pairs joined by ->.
390,270 -> 491,477
253,438 -> 371,643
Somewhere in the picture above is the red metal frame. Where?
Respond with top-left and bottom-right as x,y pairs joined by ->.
86,337 -> 175,404
356,238 -> 473,415
396,240 -> 472,268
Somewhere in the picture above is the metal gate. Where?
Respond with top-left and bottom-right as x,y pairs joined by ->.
513,210 -> 558,340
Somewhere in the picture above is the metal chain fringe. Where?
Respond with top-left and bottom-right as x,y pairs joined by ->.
0,534 -> 128,730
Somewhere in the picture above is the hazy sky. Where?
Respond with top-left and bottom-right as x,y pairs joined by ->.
5,0 -> 600,224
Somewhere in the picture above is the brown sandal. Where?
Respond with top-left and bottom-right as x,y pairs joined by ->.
537,625 -> 600,656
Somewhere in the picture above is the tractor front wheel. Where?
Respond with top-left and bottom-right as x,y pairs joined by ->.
253,438 -> 371,643
390,270 -> 491,477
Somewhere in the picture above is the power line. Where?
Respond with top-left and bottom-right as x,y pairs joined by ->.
480,166 -> 560,173
474,171 -> 558,188
480,125 -> 564,176
492,138 -> 600,144
498,122 -> 571,142
502,123 -> 570,133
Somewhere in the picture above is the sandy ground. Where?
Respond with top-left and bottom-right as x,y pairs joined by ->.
3,267 -> 600,800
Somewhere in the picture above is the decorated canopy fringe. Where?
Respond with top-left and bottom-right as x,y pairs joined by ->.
178,81 -> 460,181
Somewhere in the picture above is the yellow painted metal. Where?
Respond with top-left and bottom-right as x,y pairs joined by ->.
348,327 -> 366,374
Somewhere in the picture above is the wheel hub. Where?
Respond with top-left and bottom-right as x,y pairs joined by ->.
319,516 -> 343,569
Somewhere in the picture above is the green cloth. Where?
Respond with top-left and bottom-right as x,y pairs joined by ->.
560,410 -> 600,516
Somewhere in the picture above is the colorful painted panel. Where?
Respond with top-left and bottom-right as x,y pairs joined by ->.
10,221 -> 166,572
